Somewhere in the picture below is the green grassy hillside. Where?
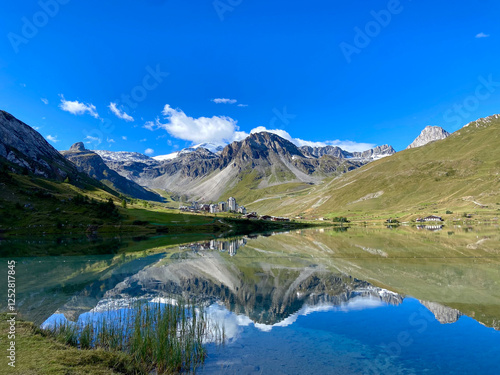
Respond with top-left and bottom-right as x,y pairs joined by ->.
246,115 -> 500,219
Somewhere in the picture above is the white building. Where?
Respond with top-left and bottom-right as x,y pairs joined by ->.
227,197 -> 237,212
209,204 -> 218,214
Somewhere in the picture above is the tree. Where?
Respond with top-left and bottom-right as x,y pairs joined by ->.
122,200 -> 127,208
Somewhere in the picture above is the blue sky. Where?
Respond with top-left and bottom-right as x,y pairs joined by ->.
1,0 -> 499,155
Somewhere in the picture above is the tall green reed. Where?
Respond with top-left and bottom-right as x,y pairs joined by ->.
45,299 -> 224,374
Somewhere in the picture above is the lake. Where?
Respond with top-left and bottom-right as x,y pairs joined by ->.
1,226 -> 500,374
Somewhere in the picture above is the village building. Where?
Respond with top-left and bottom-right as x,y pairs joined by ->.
227,197 -> 237,211
219,201 -> 227,212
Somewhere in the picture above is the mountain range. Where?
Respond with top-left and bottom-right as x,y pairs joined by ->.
4,107 -> 481,218
93,133 -> 395,202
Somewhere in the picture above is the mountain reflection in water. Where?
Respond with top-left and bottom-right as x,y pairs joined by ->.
3,227 -> 500,374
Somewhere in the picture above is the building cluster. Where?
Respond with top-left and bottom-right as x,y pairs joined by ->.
180,196 -> 247,215
416,215 -> 444,222
179,237 -> 247,257
179,196 -> 291,222
243,213 -> 290,222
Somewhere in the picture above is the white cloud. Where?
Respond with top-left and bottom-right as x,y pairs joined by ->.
34,126 -> 41,131
150,105 -> 376,152
323,140 -> 377,152
109,102 -> 134,122
250,126 -> 293,141
144,148 -> 154,155
59,96 -> 99,118
41,98 -> 49,105
237,104 -> 248,107
107,138 -> 115,143
122,136 -> 127,140
212,98 -> 237,104
84,135 -> 101,145
476,32 -> 490,38
156,104 -> 240,144
46,135 -> 59,143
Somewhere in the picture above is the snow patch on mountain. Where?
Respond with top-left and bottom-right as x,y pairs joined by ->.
154,142 -> 223,161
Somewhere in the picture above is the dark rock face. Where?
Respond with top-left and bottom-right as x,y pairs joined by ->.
69,142 -> 86,152
0,110 -> 79,180
61,143 -> 162,201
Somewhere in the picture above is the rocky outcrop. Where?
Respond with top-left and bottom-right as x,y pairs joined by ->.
300,144 -> 395,161
353,144 -> 396,160
420,300 -> 462,324
0,110 -> 79,180
407,126 -> 450,149
62,143 -> 162,201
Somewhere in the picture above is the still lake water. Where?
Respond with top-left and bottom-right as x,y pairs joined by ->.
1,226 -> 500,374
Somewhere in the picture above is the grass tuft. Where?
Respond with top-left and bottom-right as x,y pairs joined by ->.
44,300 -> 223,374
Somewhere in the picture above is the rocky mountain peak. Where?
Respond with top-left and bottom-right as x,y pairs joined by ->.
69,142 -> 86,152
0,110 -> 78,180
464,114 -> 500,129
246,132 -> 303,155
407,126 -> 450,149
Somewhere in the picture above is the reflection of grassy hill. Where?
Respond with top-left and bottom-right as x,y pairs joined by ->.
250,227 -> 500,329
246,115 -> 500,219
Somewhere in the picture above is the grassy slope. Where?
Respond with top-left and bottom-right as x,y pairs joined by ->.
246,116 -> 500,220
220,168 -> 312,208
0,171 -> 316,243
